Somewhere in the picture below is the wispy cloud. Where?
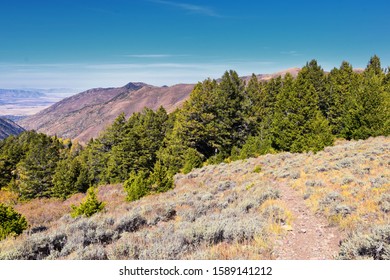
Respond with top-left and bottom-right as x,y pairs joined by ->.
150,0 -> 221,17
280,50 -> 302,56
123,54 -> 189,58
124,54 -> 172,58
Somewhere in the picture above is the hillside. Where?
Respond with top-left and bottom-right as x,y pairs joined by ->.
0,117 -> 25,140
0,136 -> 388,260
18,68 -> 302,143
19,83 -> 194,143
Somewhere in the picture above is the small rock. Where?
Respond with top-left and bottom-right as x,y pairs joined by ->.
299,229 -> 307,234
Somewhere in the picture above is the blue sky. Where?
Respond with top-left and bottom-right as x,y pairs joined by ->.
0,0 -> 389,90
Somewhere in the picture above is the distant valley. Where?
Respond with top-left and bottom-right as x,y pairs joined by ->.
0,88 -> 76,117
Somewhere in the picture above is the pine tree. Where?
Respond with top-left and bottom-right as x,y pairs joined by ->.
299,60 -> 328,118
181,148 -> 204,174
242,74 -> 267,136
123,171 -> 150,202
271,72 -> 333,152
104,107 -> 169,183
327,61 -> 360,137
149,160 -> 173,193
70,187 -> 105,218
52,156 -> 87,199
0,203 -> 28,240
350,59 -> 386,139
13,134 -> 62,200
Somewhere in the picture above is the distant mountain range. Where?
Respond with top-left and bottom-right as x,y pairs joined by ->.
0,88 -> 76,116
18,68 -> 302,143
0,89 -> 46,102
0,117 -> 25,140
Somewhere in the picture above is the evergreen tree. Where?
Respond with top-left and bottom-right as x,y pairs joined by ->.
242,74 -> 267,137
271,73 -> 333,152
13,134 -> 62,200
149,160 -> 173,193
0,203 -> 28,240
52,156 -> 88,199
350,58 -> 386,139
181,148 -> 204,174
70,187 -> 105,218
299,60 -> 328,118
327,61 -> 360,137
366,55 -> 383,76
105,107 -> 169,183
123,171 -> 150,202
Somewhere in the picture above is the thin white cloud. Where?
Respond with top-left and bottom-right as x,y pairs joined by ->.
124,54 -> 173,58
85,63 -> 213,70
150,0 -> 221,17
280,50 -> 302,56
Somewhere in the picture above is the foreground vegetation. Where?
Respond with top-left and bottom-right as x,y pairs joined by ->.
0,136 -> 388,259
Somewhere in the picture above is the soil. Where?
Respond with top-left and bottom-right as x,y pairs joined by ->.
271,182 -> 344,260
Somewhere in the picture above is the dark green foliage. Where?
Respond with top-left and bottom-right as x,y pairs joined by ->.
182,148 -> 204,174
70,187 -> 105,218
104,107 -> 169,183
271,73 -> 333,152
239,135 -> 273,159
0,132 -> 65,200
52,156 -> 88,199
0,203 -> 28,240
149,161 -> 173,193
123,171 -> 150,202
349,57 -> 387,139
326,61 -> 359,137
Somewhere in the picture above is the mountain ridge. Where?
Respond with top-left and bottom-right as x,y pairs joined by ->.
0,117 -> 25,140
18,68 -> 303,143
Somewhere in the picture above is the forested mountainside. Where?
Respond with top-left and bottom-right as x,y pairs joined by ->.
0,117 -> 24,140
18,68 -> 302,144
2,56 -> 389,201
0,56 -> 389,259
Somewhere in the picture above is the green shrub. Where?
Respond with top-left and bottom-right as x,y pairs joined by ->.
240,136 -> 273,159
0,203 -> 28,240
149,161 -> 173,193
70,188 -> 105,218
253,165 -> 262,173
124,171 -> 150,202
181,148 -> 203,174
338,225 -> 390,260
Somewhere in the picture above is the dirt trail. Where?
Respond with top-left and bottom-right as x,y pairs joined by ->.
272,182 -> 344,260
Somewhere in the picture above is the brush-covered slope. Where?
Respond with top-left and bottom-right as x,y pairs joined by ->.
19,83 -> 194,143
0,136 -> 388,260
0,118 -> 25,140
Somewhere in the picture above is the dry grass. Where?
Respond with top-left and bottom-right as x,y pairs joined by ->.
289,137 -> 390,233
0,136 -> 389,260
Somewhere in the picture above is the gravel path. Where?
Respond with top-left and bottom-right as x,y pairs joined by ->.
272,182 -> 343,260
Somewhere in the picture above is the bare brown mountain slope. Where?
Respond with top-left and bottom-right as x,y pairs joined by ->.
19,83 -> 193,143
0,117 -> 25,140
18,68 -> 301,143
